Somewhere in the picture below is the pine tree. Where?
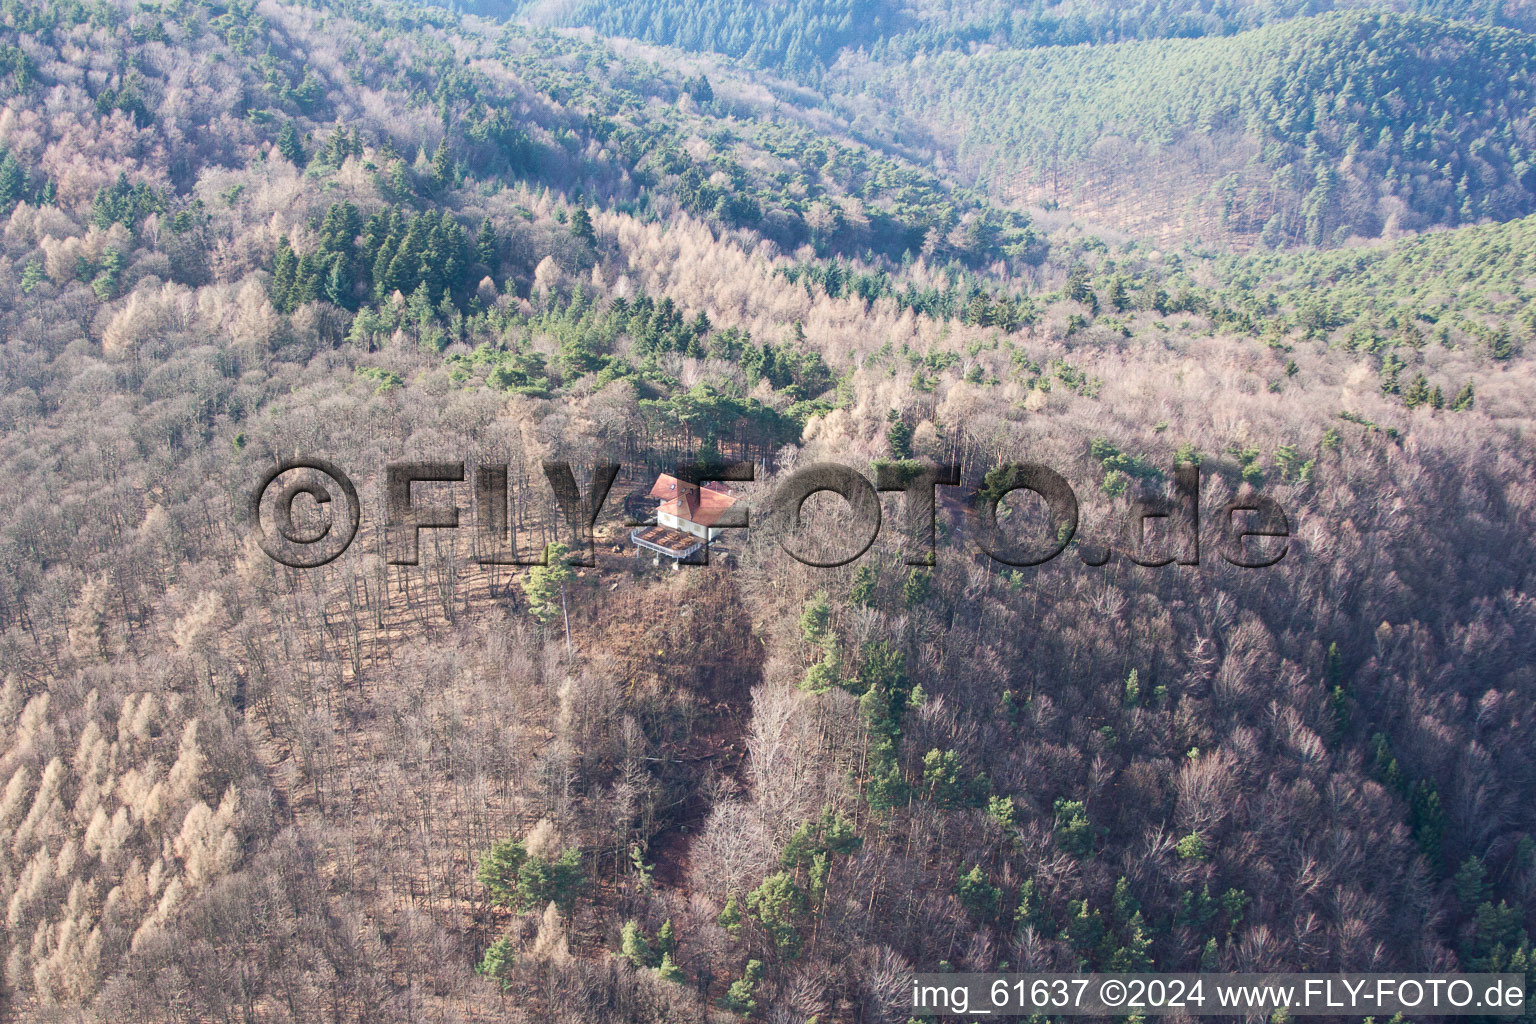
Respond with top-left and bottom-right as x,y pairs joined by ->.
387,160 -> 412,201
270,237 -> 297,313
956,865 -> 1001,919
476,936 -> 516,990
570,206 -> 595,244
723,960 -> 762,1015
276,120 -> 305,165
656,918 -> 675,955
386,234 -> 422,302
372,238 -> 398,300
20,258 -> 44,295
516,847 -> 585,913
1108,910 -> 1153,971
1221,888 -> 1250,936
406,281 -> 435,328
655,952 -> 684,983
1409,780 -> 1444,870
1328,685 -> 1350,733
863,756 -> 909,811
620,920 -> 653,967
92,247 -> 125,301
683,74 -> 713,104
1066,264 -> 1098,314
476,838 -> 528,907
798,592 -> 830,644
918,748 -> 961,806
849,564 -> 876,606
746,872 -> 805,955
1325,642 -> 1343,685
430,139 -> 454,191
1017,878 -> 1046,930
717,895 -> 742,935
0,149 -> 25,213
1063,898 -> 1105,959
522,542 -> 572,626
1054,799 -> 1097,857
1112,876 -> 1139,925
1176,831 -> 1209,861
476,219 -> 497,266
292,251 -> 320,307
1199,937 -> 1221,971
324,256 -> 350,307
319,201 -> 361,253
1108,274 -> 1130,312
987,794 -> 1016,828
1453,856 -> 1489,908
903,568 -> 927,607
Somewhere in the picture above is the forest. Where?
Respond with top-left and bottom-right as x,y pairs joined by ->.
525,0 -> 1536,80
525,0 -> 1536,247
0,0 -> 1533,1021
836,10 -> 1536,244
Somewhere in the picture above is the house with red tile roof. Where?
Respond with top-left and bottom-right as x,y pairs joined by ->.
630,473 -> 741,566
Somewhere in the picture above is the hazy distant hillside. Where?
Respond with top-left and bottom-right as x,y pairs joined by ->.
514,0 -> 1536,77
882,0 -> 1536,54
840,10 -> 1536,243
504,0 -> 1536,247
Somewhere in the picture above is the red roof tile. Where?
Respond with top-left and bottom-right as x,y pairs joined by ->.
649,474 -> 740,527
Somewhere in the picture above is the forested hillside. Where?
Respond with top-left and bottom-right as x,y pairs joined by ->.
0,0 -> 1533,1021
510,0 -> 1536,248
521,0 -> 1536,79
841,10 -> 1536,243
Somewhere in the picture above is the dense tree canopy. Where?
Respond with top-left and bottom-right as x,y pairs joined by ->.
0,0 -> 1532,1020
